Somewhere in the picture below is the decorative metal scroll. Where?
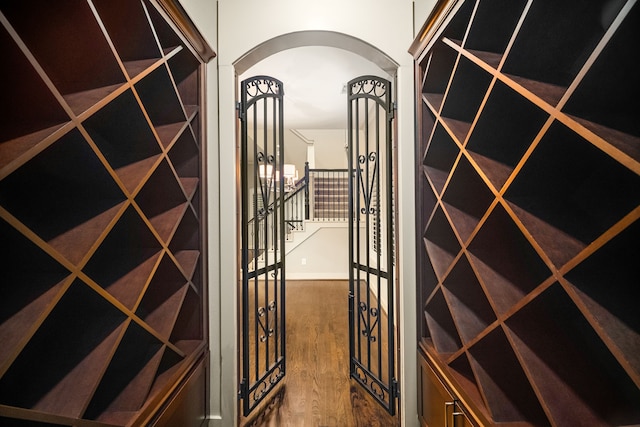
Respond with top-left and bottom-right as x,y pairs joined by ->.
239,75 -> 286,416
359,301 -> 380,341
347,76 -> 398,415
358,152 -> 378,215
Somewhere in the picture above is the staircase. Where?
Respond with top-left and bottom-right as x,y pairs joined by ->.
247,167 -> 350,268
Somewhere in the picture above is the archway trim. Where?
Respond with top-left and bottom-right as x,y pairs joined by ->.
233,30 -> 399,75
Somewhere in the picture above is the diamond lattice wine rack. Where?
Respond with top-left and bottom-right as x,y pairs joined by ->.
412,0 -> 640,425
0,1 -> 212,425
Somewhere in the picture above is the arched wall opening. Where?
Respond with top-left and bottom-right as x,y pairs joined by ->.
215,28 -> 417,427
234,29 -> 401,419
233,30 -> 399,75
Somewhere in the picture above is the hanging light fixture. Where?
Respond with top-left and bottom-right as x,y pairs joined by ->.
283,164 -> 297,191
259,163 -> 296,191
259,164 -> 272,178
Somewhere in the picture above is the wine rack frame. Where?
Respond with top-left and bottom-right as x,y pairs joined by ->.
0,1 -> 214,425
411,0 -> 639,425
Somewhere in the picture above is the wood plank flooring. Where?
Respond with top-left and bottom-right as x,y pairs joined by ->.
241,280 -> 398,427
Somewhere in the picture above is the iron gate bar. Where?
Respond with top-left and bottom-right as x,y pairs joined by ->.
247,261 -> 283,280
239,75 -> 286,417
351,263 -> 390,280
347,75 -> 397,416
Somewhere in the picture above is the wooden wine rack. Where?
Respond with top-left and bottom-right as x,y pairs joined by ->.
0,1 -> 214,425
411,0 -> 639,425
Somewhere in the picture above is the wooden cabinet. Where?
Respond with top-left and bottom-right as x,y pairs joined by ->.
150,353 -> 209,427
0,1 -> 214,425
418,353 -> 474,427
411,0 -> 639,425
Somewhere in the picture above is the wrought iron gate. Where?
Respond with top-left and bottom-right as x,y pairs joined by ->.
347,75 -> 398,415
239,75 -> 286,416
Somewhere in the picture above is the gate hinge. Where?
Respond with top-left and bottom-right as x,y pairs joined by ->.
238,379 -> 246,400
392,379 -> 400,398
389,102 -> 397,119
236,102 -> 244,120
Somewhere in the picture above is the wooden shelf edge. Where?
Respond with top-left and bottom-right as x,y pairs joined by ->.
134,347 -> 208,427
561,114 -> 640,175
409,0 -> 460,59
32,321 -> 129,419
0,123 -> 70,175
0,276 -> 73,378
64,83 -> 127,117
153,0 -> 216,63
144,284 -> 190,339
558,277 -> 640,389
0,404 -> 121,427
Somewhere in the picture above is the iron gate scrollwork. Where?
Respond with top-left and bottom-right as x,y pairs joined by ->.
347,75 -> 398,415
239,75 -> 286,416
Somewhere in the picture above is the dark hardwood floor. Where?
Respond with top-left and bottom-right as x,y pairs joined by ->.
241,280 -> 398,427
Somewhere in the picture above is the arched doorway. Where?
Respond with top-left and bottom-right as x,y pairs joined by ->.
234,30 -> 398,76
233,31 -> 401,425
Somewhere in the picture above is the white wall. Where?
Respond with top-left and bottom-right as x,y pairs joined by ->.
414,0 -> 440,37
285,225 -> 350,280
217,0 -> 414,69
291,129 -> 349,169
177,0 -> 432,425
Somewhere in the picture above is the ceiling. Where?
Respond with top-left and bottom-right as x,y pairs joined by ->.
239,46 -> 391,169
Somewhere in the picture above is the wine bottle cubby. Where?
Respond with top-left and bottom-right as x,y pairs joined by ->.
0,1 -> 213,425
412,0 -> 640,425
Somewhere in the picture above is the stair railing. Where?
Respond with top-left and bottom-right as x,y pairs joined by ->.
307,166 -> 350,221
247,171 -> 307,258
247,164 -> 350,258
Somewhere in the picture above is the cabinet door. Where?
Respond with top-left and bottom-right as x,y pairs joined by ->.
151,356 -> 208,427
419,355 -> 472,427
